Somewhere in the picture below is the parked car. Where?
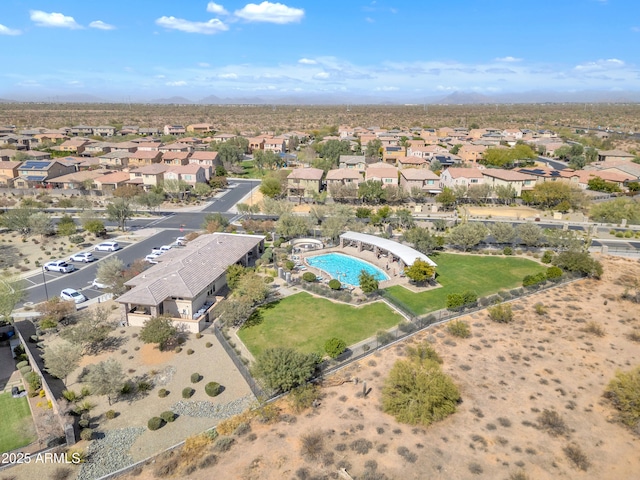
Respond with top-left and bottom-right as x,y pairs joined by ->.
145,253 -> 161,264
69,252 -> 95,263
94,241 -> 120,252
175,236 -> 187,247
43,260 -> 76,273
151,245 -> 172,255
91,279 -> 108,289
60,288 -> 87,304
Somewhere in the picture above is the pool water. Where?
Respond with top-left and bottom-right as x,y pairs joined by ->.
305,252 -> 389,286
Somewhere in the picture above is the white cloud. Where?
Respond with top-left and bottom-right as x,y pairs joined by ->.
166,80 -> 187,86
155,16 -> 228,34
375,86 -> 399,91
234,2 -> 304,24
313,72 -> 330,80
89,20 -> 116,30
495,56 -> 522,62
298,58 -> 317,65
574,58 -> 625,71
30,10 -> 82,29
365,17 -> 375,23
219,73 -> 238,79
207,2 -> 229,15
0,23 -> 21,35
198,62 -> 211,67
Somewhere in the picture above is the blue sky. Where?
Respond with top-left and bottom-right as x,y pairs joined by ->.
1,0 -> 639,101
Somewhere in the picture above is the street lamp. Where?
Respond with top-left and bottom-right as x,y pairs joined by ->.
41,266 -> 49,301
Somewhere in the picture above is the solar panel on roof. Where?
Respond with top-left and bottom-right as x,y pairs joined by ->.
22,161 -> 50,169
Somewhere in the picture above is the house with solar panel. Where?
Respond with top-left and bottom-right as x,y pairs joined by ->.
14,160 -> 76,189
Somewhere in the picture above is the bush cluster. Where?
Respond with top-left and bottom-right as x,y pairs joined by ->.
328,279 -> 341,290
205,382 -> 222,397
148,416 -> 164,431
488,303 -> 514,323
302,272 -> 317,282
324,337 -> 347,359
299,281 -> 352,302
447,320 -> 471,338
160,411 -> 175,423
523,272 -> 546,287
446,291 -> 478,310
182,387 -> 194,399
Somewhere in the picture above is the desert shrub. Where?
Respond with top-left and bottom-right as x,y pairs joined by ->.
300,431 -> 324,460
153,453 -> 179,477
191,373 -> 202,383
289,384 -> 320,413
604,366 -> 640,429
488,303 -> 514,323
105,410 -> 117,420
233,422 -> 251,436
503,246 -> 513,255
541,250 -> 554,263
563,444 -> 590,471
205,342 -> 212,348
350,438 -> 373,455
198,453 -> 218,469
80,428 -> 94,441
252,347 -> 320,394
182,387 -> 194,399
534,303 -> 547,315
213,436 -> 235,453
468,462 -> 484,475
509,470 -> 530,480
537,409 -> 568,437
447,320 -> 471,338
158,388 -> 169,398
406,342 -> 442,364
398,320 -> 417,334
160,411 -> 175,423
382,342 -> 459,426
396,446 -> 417,463
446,290 -> 478,310
148,416 -> 164,431
546,266 -> 563,281
51,467 -> 73,480
195,332 -> 202,339
376,329 -> 394,345
302,272 -> 316,282
137,381 -> 152,392
186,349 -> 194,355
581,321 -> 606,337
205,382 -> 221,397
328,279 -> 341,290
16,360 -> 29,369
78,419 -> 89,429
62,390 -> 77,402
324,337 -> 347,358
497,417 -> 512,427
522,272 -> 546,287
626,331 -> 640,343
174,346 -> 182,353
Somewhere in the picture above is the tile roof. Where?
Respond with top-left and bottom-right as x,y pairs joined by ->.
130,164 -> 169,175
443,167 -> 484,179
326,168 -> 362,180
288,167 -> 324,180
400,169 -> 439,180
482,168 -> 536,181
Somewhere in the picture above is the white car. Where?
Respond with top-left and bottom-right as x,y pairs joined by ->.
145,253 -> 161,264
94,241 -> 120,252
43,261 -> 76,273
60,288 -> 87,304
69,252 -> 95,263
151,245 -> 172,255
175,237 -> 187,247
91,279 -> 108,289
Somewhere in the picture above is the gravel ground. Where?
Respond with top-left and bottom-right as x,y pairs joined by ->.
77,427 -> 146,480
171,395 -> 254,419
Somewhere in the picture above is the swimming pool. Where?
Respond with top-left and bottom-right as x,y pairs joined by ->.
305,252 -> 389,287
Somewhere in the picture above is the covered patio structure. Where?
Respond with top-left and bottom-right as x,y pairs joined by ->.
339,231 -> 437,271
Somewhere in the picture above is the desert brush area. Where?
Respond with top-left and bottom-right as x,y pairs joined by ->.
104,254 -> 640,480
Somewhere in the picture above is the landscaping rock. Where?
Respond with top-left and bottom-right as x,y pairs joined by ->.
171,395 -> 253,419
77,427 -> 145,480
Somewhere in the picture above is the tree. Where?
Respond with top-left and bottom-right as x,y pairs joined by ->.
467,184 -> 492,204
481,144 -> 536,167
429,159 -> 442,173
358,180 -> 386,204
320,215 -> 349,243
525,182 -> 586,210
394,208 -> 414,229
0,275 -> 24,324
235,272 -> 270,305
516,223 -> 544,247
402,227 -> 443,255
382,343 -> 460,426
587,177 -> 620,193
545,229 -> 584,252
139,315 -> 178,351
552,249 -> 603,278
365,139 -> 382,160
42,341 -> 82,383
324,338 -> 347,359
56,214 -> 76,237
320,139 -> 351,166
490,222 -> 516,245
358,270 -> 379,294
209,175 -> 228,190
37,297 -> 76,327
1,207 -> 33,234
85,359 -> 125,405
192,182 -> 212,198
107,198 -> 133,231
446,291 -> 477,310
436,187 -> 457,210
202,212 -> 230,233
163,179 -> 190,201
604,366 -> 640,429
59,306 -> 115,353
447,223 -> 488,251
590,198 -> 640,224
28,212 -> 54,239
226,264 -> 246,290
135,191 -> 164,210
220,297 -> 254,327
260,175 -> 283,198
252,347 -> 320,393
404,260 -> 435,285
494,184 -> 517,204
113,185 -> 142,199
276,213 -> 309,238
215,142 -> 244,164
96,257 -> 126,295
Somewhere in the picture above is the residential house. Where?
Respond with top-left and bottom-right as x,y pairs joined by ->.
502,128 -> 523,140
82,141 -> 110,156
69,125 -> 94,137
264,136 -> 287,154
339,155 -> 366,172
439,167 -> 484,190
117,233 -> 265,333
212,133 -> 237,144
120,126 -> 139,135
128,164 -> 169,190
407,139 -> 426,149
597,149 -> 635,162
287,167 -> 324,200
458,144 -> 487,164
325,168 -> 363,197
135,141 -> 163,151
94,171 -> 131,192
44,169 -> 108,190
247,136 -> 267,153
14,160 -> 76,188
128,150 -> 163,167
108,141 -> 138,153
164,164 -> 207,187
396,156 -> 427,169
93,126 -> 116,137
407,145 -> 447,160
189,151 -> 219,180
0,149 -> 18,161
557,169 -> 635,191
382,145 -> 405,164
58,138 -> 90,154
138,128 -> 161,136
481,168 -> 536,196
0,161 -> 21,186
98,151 -> 131,168
586,160 -> 640,181
76,157 -> 102,170
33,132 -> 67,145
159,142 -> 193,153
400,169 -> 440,194
186,123 -> 215,134
364,162 -> 398,188
162,151 -> 191,166
23,150 -> 51,160
163,125 -> 186,136
437,127 -> 455,138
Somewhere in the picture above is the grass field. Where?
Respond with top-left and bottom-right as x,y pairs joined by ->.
385,253 -> 547,316
238,292 -> 403,356
0,392 -> 36,453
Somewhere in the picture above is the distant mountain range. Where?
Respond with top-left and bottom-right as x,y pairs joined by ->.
3,90 -> 640,105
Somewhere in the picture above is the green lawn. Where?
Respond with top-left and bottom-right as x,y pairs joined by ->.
0,392 -> 36,453
238,292 -> 403,356
385,253 -> 547,316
